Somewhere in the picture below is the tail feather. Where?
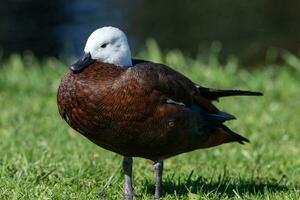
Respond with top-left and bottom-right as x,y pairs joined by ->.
197,86 -> 263,101
208,112 -> 236,123
201,126 -> 250,148
222,125 -> 250,144
191,104 -> 236,123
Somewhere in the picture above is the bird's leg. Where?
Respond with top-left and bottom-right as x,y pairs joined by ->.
123,156 -> 134,200
153,160 -> 164,199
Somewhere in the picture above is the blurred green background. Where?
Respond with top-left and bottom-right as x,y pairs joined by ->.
0,1 -> 300,199
0,0 -> 299,65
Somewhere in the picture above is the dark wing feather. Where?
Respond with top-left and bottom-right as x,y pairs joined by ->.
133,61 -> 219,112
132,60 -> 251,145
133,59 -> 263,112
197,86 -> 263,101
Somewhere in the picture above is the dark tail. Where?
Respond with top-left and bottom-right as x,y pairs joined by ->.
222,125 -> 250,144
202,125 -> 250,148
197,86 -> 263,101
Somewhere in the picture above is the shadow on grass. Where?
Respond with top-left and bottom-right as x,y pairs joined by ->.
144,173 -> 289,198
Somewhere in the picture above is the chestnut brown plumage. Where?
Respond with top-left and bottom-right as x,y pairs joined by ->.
57,59 -> 262,199
58,60 -> 258,159
57,26 -> 262,200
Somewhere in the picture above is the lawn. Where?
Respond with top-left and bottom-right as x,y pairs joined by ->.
0,44 -> 300,199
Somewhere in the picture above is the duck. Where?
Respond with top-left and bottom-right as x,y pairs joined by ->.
57,26 -> 262,200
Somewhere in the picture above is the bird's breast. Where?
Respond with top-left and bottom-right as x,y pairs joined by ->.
57,70 -> 160,136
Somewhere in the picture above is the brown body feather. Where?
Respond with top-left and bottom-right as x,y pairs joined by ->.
57,60 -> 259,161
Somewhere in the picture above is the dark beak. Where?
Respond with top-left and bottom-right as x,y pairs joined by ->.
70,53 -> 95,73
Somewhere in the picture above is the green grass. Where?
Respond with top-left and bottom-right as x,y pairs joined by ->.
0,47 -> 300,199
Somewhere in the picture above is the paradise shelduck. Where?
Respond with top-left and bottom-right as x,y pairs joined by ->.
57,26 -> 262,199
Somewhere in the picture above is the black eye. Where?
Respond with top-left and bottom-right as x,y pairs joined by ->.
100,43 -> 108,48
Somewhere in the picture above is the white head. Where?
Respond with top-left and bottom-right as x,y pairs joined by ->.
84,26 -> 132,67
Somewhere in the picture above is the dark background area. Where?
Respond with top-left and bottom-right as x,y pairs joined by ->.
0,0 -> 299,65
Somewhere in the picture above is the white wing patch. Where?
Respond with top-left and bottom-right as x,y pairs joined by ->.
64,113 -> 70,123
76,128 -> 85,134
166,99 -> 186,106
